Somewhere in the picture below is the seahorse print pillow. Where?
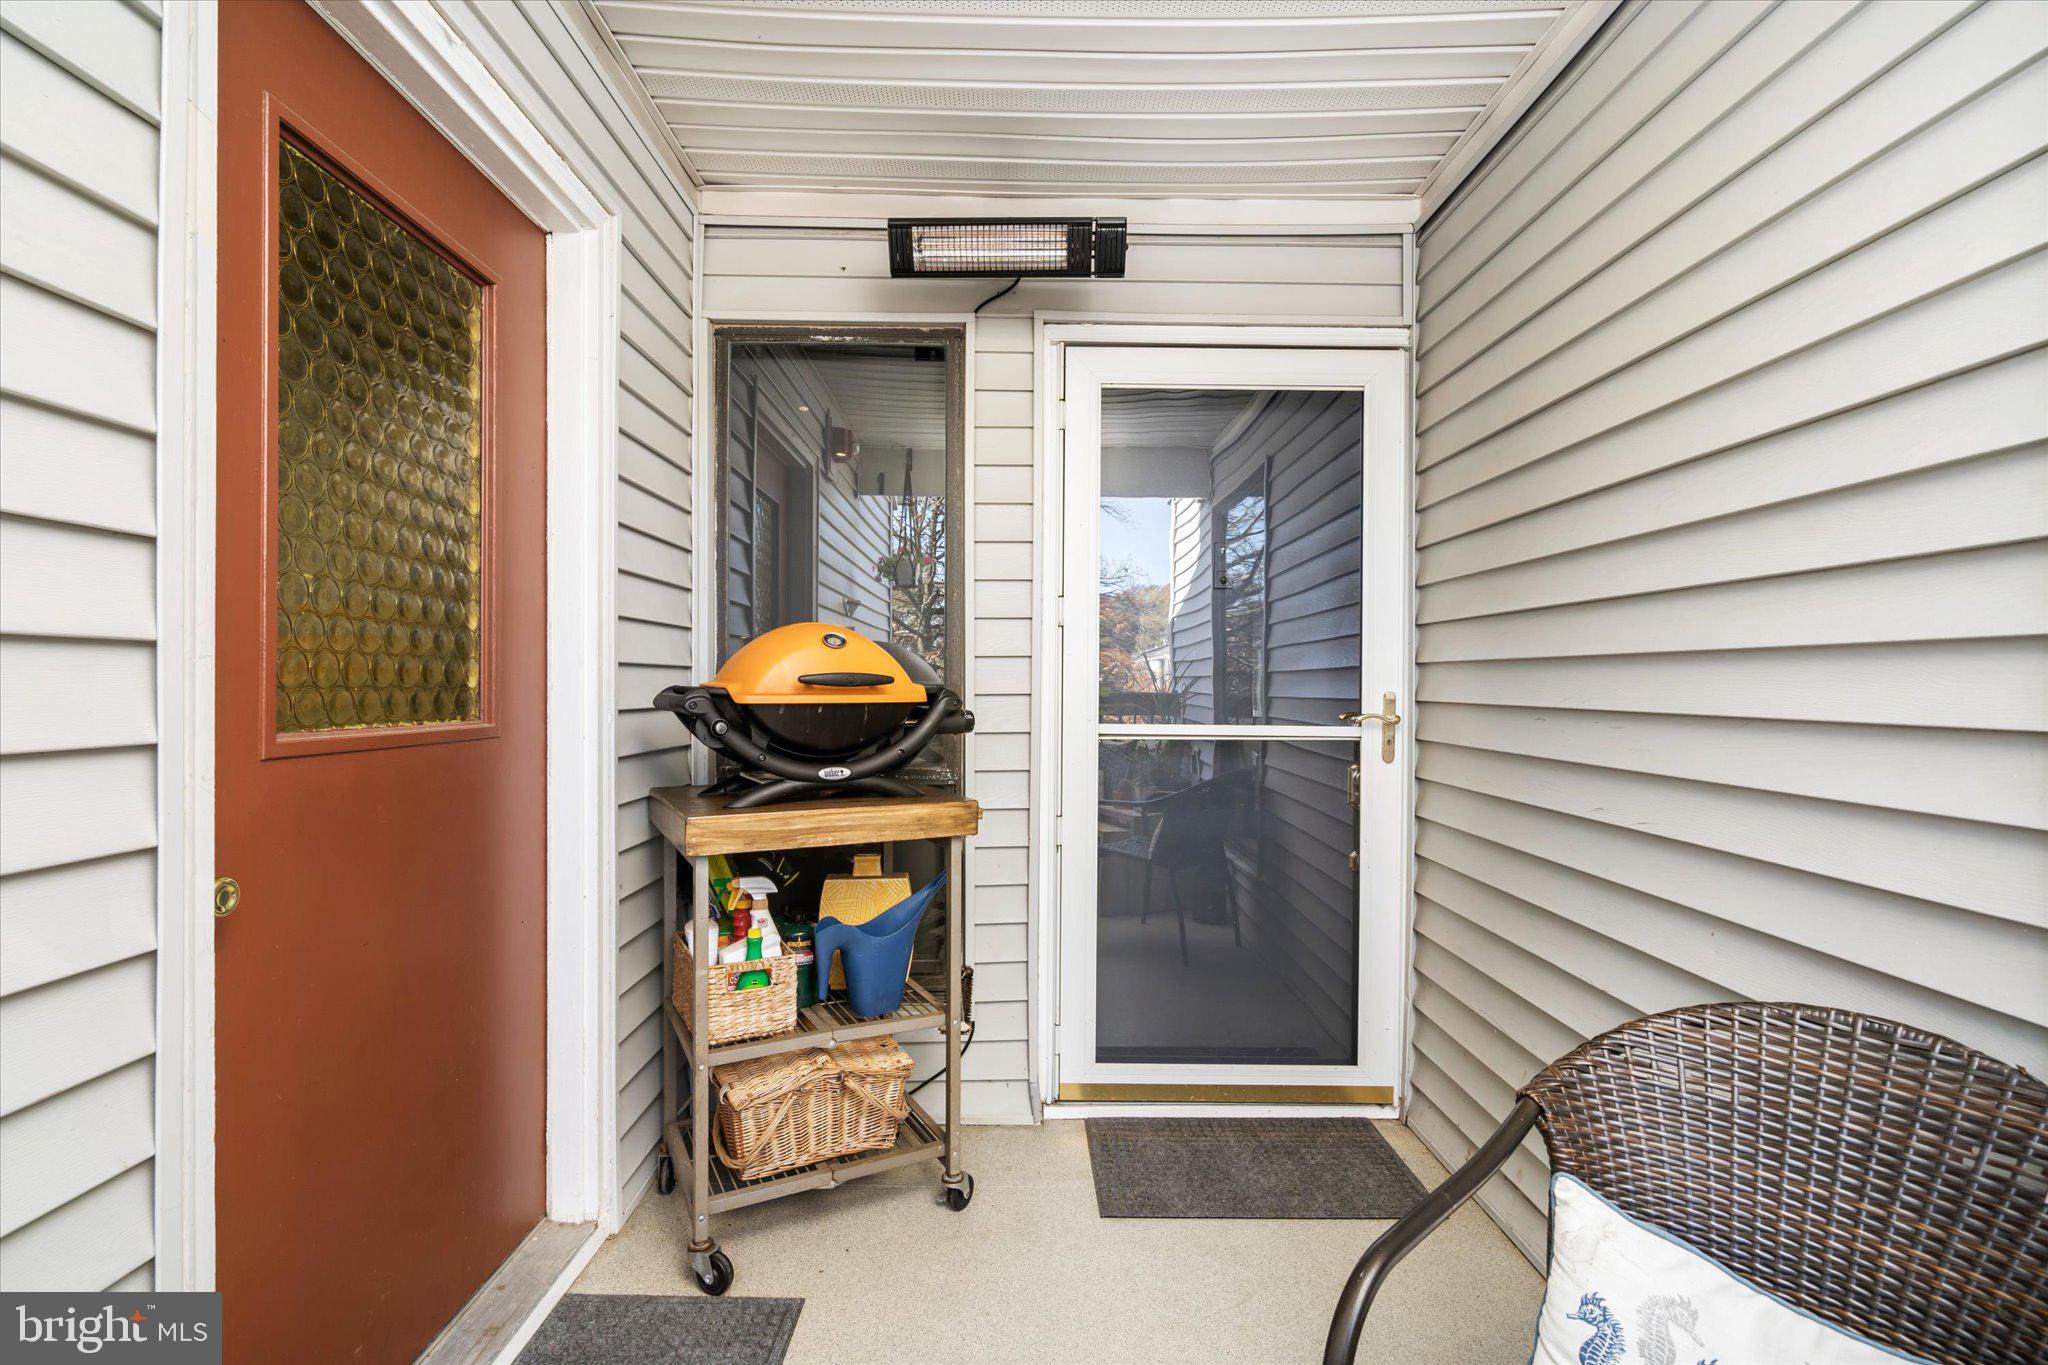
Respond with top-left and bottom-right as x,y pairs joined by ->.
1530,1173 -> 1935,1365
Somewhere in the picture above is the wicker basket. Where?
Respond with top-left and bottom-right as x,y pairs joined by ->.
671,932 -> 798,1045
712,1037 -> 915,1180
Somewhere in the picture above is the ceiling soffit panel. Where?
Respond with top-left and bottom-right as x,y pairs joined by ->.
589,0 -> 1590,200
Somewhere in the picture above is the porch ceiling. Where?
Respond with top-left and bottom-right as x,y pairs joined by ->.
585,1 -> 1593,200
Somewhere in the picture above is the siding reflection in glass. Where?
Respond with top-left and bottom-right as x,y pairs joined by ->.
1097,388 -> 1363,727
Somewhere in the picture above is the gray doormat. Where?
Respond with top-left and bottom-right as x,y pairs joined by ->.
515,1293 -> 801,1364
1085,1117 -> 1427,1219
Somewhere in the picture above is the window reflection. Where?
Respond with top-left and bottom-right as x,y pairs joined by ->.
725,342 -> 951,673
1098,389 -> 1363,726
1096,737 -> 1357,1066
720,338 -> 959,783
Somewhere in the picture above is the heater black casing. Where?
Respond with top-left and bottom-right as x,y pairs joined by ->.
887,217 -> 1127,278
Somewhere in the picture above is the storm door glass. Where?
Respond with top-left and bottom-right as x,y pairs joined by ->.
1091,386 -> 1365,1069
274,139 -> 483,734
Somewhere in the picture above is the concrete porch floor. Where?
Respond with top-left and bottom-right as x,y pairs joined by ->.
572,1119 -> 1542,1364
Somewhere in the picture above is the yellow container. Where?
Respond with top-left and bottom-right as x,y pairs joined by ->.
817,853 -> 911,990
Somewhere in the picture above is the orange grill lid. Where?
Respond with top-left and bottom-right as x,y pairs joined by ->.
710,623 -> 927,706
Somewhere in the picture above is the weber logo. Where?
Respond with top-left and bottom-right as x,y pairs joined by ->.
817,766 -> 852,780
5,1295 -> 220,1362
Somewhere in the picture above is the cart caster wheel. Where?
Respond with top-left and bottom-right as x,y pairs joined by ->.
690,1248 -> 734,1296
943,1174 -> 974,1211
655,1153 -> 675,1196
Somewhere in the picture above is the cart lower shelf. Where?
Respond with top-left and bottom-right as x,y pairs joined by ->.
664,976 -> 948,1066
663,1097 -> 945,1217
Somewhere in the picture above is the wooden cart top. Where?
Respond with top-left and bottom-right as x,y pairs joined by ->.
649,784 -> 982,857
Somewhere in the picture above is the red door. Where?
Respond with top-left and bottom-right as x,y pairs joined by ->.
215,4 -> 547,1360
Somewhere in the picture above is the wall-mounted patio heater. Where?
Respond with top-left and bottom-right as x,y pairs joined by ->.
888,217 -> 1127,278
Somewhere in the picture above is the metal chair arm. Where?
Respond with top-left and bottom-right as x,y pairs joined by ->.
1323,1097 -> 1542,1365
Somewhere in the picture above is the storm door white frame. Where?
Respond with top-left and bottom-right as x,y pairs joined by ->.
1053,345 -> 1408,1102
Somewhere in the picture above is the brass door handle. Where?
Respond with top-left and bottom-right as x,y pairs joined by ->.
1340,693 -> 1402,764
214,877 -> 241,918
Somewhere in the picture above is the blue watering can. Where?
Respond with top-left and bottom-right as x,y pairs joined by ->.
815,872 -> 947,1017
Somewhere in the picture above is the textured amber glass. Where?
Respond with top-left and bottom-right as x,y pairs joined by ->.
274,141 -> 482,734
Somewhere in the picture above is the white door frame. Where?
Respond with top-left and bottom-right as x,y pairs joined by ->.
1032,322 -> 1416,1119
155,0 -> 623,1293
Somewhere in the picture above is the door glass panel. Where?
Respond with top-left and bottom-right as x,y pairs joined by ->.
1096,737 -> 1358,1066
1097,388 -> 1362,725
274,140 -> 482,734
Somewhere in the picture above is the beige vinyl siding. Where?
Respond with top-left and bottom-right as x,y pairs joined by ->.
964,310 -> 1034,1119
707,226 -> 1405,1118
428,0 -> 699,1218
0,0 -> 162,1291
706,230 -> 1403,325
1410,0 -> 2048,1261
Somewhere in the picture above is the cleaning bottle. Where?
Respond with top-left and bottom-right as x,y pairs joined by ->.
735,926 -> 769,990
716,891 -> 752,964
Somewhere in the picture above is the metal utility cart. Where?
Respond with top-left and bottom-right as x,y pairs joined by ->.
649,783 -> 982,1295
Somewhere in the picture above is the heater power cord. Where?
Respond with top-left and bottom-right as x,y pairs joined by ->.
909,1016 -> 976,1099
973,276 -> 1021,314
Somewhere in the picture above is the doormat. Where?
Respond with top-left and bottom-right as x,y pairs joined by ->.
1085,1117 -> 1427,1219
515,1293 -> 801,1364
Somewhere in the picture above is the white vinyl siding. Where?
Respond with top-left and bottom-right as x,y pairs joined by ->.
1410,0 -> 2048,1261
706,227 -> 1406,1119
705,230 -> 1403,326
0,0 -> 162,1292
428,1 -> 699,1220
965,309 -> 1035,1120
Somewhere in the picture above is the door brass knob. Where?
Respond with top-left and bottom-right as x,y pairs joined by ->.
1340,693 -> 1402,764
214,877 -> 241,918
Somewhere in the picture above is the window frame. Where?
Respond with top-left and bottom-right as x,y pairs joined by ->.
709,324 -> 968,785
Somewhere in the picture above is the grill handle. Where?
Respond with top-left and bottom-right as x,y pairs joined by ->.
740,689 -> 968,784
796,672 -> 897,687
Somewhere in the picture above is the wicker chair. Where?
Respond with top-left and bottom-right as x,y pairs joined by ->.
1325,1003 -> 2048,1365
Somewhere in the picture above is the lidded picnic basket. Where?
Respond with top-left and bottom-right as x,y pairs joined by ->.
712,1037 -> 915,1180
672,932 -> 798,1045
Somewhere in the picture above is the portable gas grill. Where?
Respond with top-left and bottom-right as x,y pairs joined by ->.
654,622 -> 974,809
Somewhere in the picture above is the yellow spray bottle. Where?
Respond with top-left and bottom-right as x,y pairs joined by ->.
735,926 -> 769,990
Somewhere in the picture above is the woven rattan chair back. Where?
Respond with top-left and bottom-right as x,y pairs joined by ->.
1520,1002 -> 2048,1365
